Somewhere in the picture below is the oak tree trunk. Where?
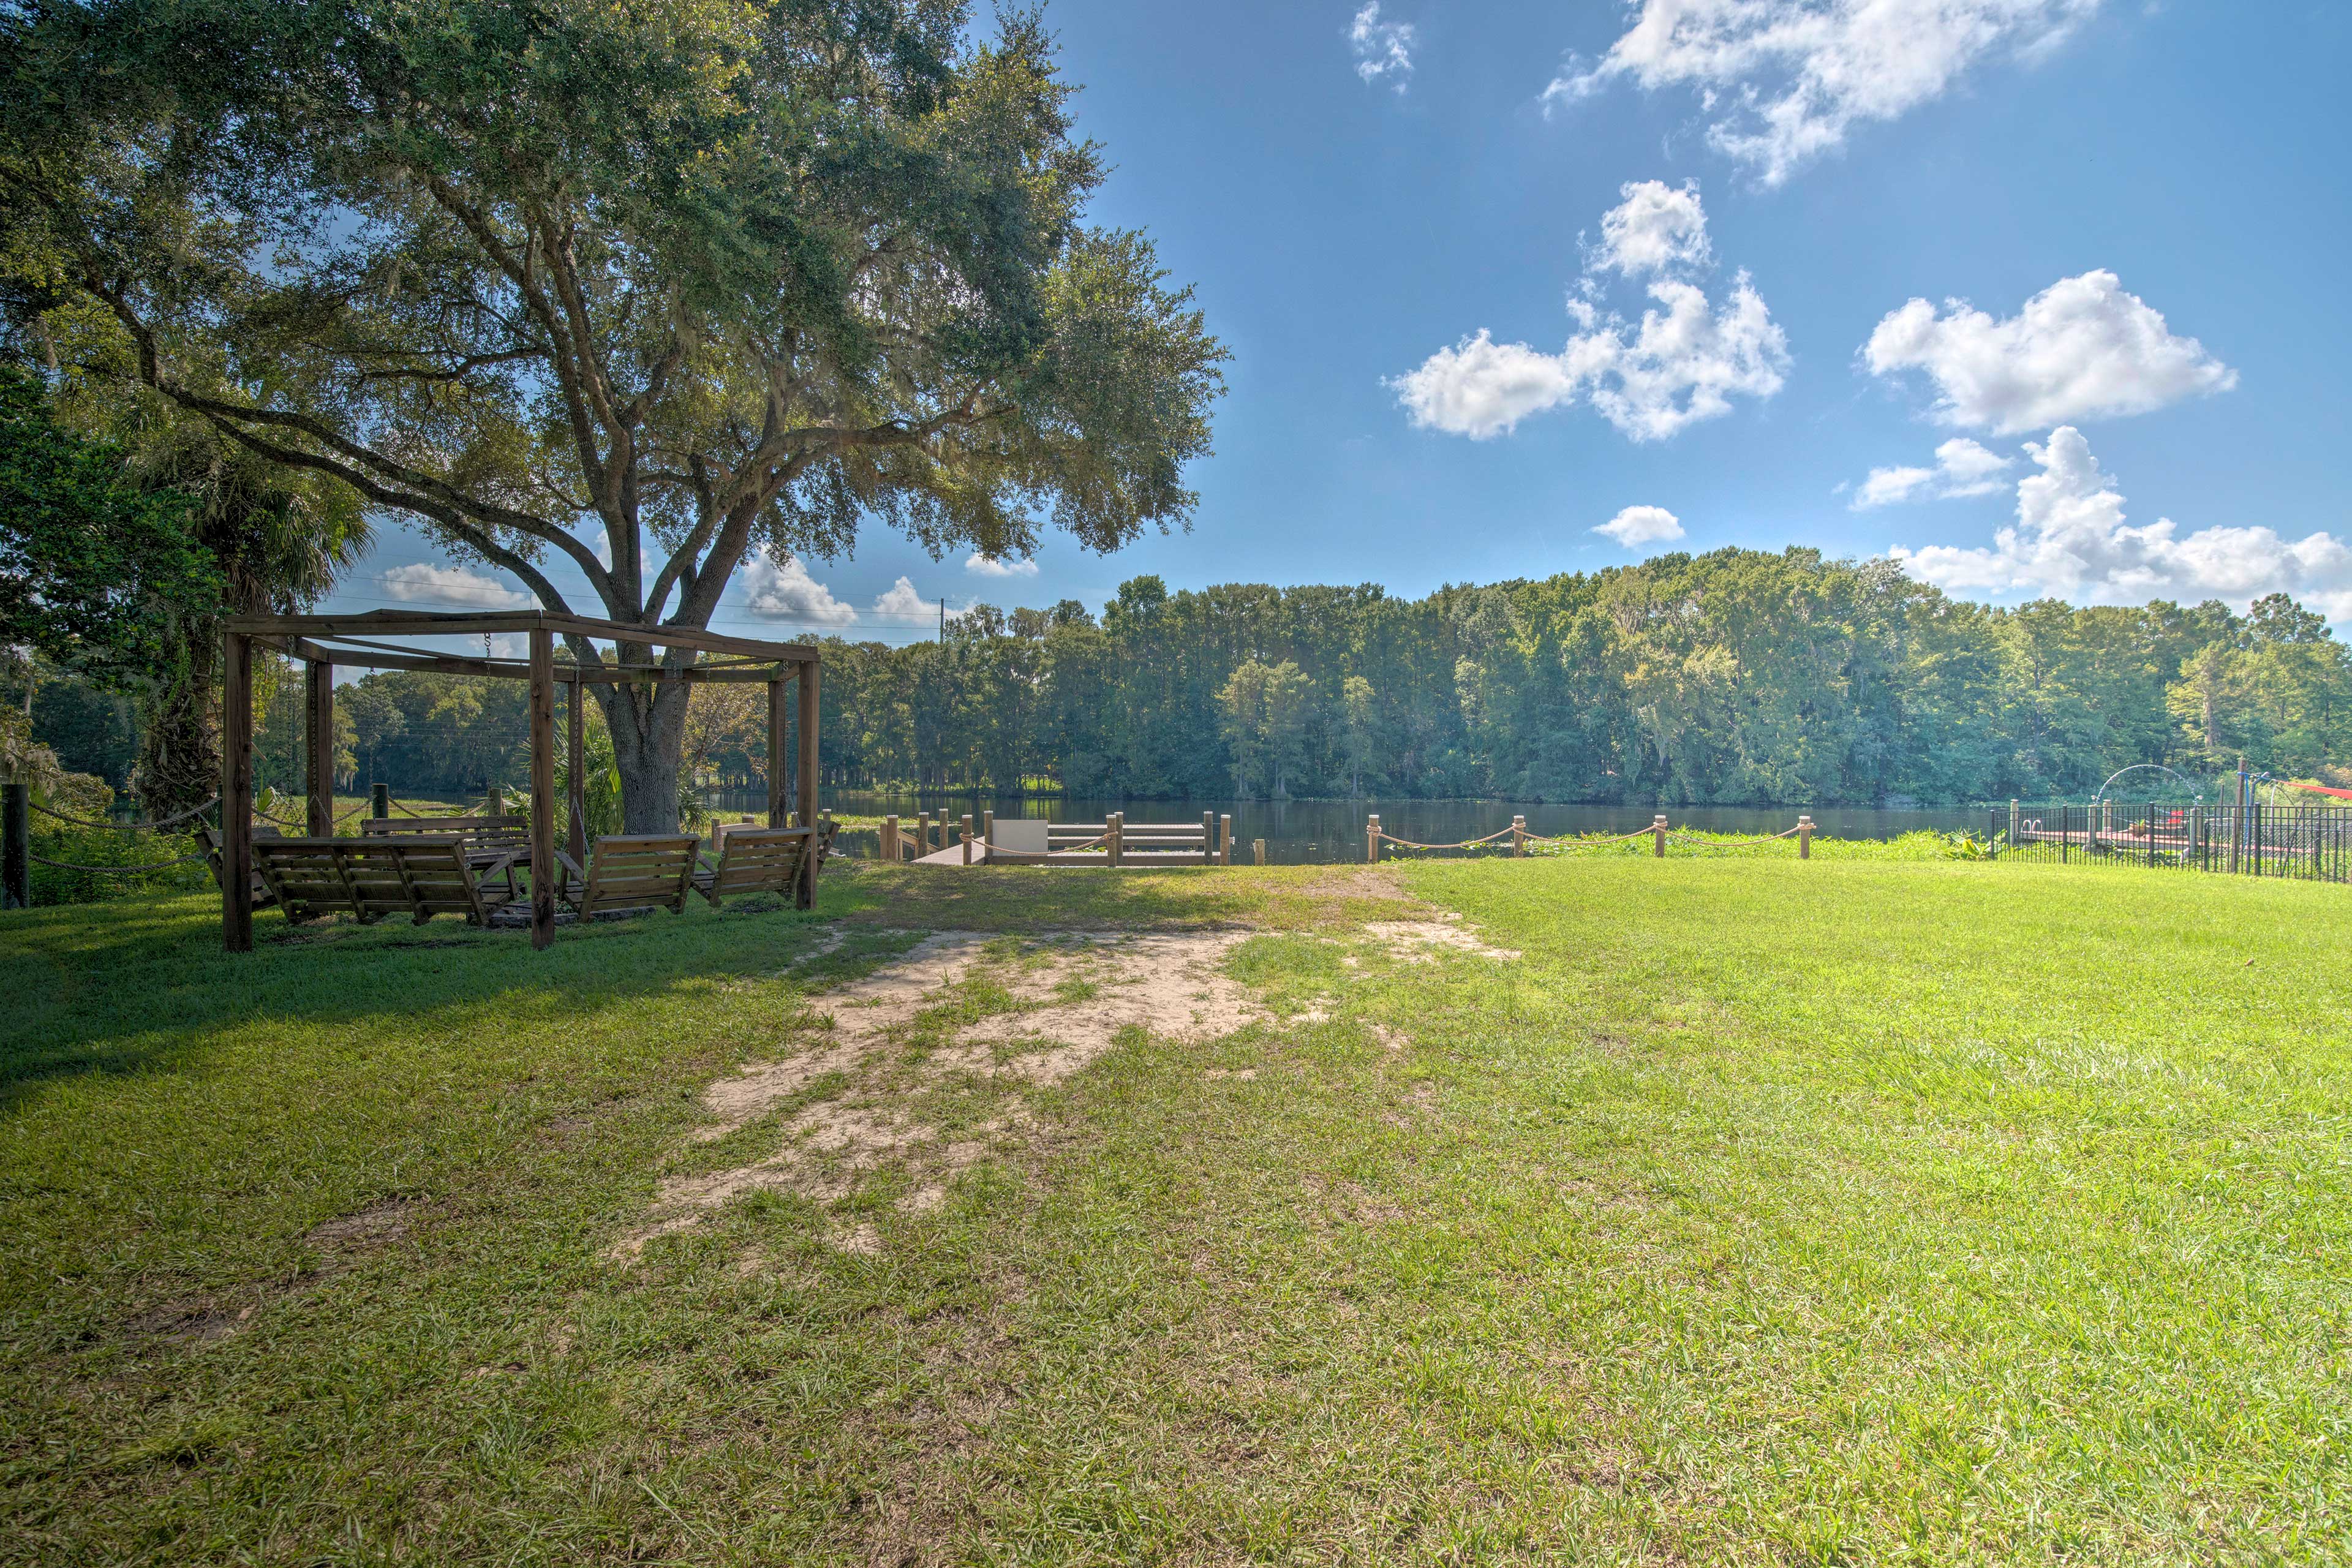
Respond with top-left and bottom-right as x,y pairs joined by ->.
596,679 -> 695,835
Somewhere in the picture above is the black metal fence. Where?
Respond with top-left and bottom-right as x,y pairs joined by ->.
1993,803 -> 2352,884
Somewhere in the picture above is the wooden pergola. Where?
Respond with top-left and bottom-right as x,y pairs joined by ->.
220,609 -> 821,954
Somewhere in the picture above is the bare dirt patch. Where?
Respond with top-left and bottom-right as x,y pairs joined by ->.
1364,916 -> 1521,963
124,1302 -> 252,1344
1300,1174 -> 1408,1226
939,932 -> 1265,1086
304,1198 -> 420,1251
617,929 -> 1268,1258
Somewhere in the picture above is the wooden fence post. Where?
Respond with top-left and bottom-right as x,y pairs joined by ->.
961,813 -> 974,866
1366,813 -> 1380,864
1253,837 -> 1266,867
981,809 -> 995,865
1202,810 -> 1216,866
1219,814 -> 1232,867
371,782 -> 390,820
2,781 -> 27,911
1798,815 -> 1813,860
884,813 -> 900,862
1108,811 -> 1123,867
1652,815 -> 1668,858
1512,815 -> 1526,857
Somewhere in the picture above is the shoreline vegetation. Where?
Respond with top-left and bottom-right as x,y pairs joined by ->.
29,557 -> 2352,821
6,859 -> 2348,1561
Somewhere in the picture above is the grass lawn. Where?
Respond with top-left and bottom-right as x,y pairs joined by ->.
2,858 -> 2347,1564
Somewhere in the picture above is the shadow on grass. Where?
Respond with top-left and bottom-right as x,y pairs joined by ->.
0,883 -> 861,1117
0,863 -> 1421,1114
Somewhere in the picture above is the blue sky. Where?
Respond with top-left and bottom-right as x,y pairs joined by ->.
336,0 -> 2352,644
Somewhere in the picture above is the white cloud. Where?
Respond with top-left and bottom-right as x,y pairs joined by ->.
1349,2 -> 1415,91
1586,277 -> 1789,440
741,549 -> 856,627
1396,181 -> 1784,442
1864,270 -> 2235,435
1855,464 -> 1938,509
872,576 -> 932,620
380,562 -> 531,608
1891,426 -> 2352,620
1589,180 -> 1712,277
1391,332 -> 1581,440
964,552 -> 1041,579
1546,0 -> 2105,185
1594,505 -> 1686,549
1853,436 -> 2013,507
1394,274 -> 1787,442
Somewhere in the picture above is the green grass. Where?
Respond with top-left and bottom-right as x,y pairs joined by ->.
2,859 -> 2348,1564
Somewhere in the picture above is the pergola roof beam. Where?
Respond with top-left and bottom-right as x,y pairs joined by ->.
224,609 -> 817,663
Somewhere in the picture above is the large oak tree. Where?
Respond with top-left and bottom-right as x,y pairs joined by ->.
2,0 -> 1226,828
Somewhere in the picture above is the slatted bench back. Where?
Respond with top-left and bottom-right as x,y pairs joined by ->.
387,837 -> 504,924
364,815 -> 530,855
252,838 -> 359,922
701,827 -> 813,905
335,840 -> 417,922
579,834 -> 698,916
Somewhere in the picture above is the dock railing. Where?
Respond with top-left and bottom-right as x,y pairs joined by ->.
881,810 -> 1234,867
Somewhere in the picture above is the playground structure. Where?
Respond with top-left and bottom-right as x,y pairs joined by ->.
1997,799 -> 2351,883
214,609 -> 826,951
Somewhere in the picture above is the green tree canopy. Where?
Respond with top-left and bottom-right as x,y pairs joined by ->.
2,0 -> 1226,829
0,366 -> 215,690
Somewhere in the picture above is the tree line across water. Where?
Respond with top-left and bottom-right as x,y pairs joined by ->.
29,548 -> 2351,809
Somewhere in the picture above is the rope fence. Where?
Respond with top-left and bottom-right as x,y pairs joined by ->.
19,786 -> 451,891
391,796 -> 475,818
1366,814 -> 1818,861
1664,827 -> 1804,851
30,796 -> 221,831
29,849 -> 210,873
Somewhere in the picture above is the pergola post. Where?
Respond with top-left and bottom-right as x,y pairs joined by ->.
794,660 -> 820,910
222,630 -> 255,953
304,657 -> 335,837
796,660 -> 820,829
566,675 -> 588,869
528,628 -> 556,950
767,674 -> 788,829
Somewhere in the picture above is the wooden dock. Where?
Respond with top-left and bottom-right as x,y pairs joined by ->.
889,810 -> 1238,867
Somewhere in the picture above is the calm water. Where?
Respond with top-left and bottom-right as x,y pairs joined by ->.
701,790 -> 1983,863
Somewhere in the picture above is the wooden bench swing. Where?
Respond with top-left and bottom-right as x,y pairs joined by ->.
216,609 -> 827,952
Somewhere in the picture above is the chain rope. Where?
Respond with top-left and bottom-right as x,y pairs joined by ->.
29,796 -> 221,831
1370,821 -> 1808,854
1663,827 -> 1804,851
28,850 -> 209,873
